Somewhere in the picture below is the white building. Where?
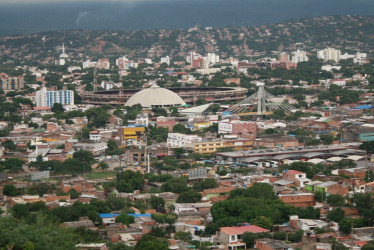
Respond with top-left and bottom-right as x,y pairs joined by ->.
167,133 -> 202,148
96,59 -> 110,70
67,66 -> 82,73
353,52 -> 367,65
329,79 -> 346,87
186,51 -> 200,64
205,53 -> 220,66
89,131 -> 101,142
160,55 -> 171,66
55,43 -> 68,66
35,87 -> 74,107
135,114 -> 149,127
196,68 -> 221,75
317,48 -> 341,63
83,60 -> 97,69
291,50 -> 309,63
321,65 -> 341,72
116,56 -> 138,70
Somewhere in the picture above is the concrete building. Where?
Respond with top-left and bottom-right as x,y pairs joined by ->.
160,55 -> 171,66
279,192 -> 315,207
116,56 -> 139,70
255,238 -> 293,250
283,170 -> 310,188
215,225 -> 269,249
35,87 -> 74,107
318,48 -> 341,63
0,74 -> 24,90
96,59 -> 110,70
193,138 -> 254,154
291,50 -> 309,63
218,120 -> 257,139
83,60 -> 97,69
89,131 -> 101,142
167,133 -> 202,148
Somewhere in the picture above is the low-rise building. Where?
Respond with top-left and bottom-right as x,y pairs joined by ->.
193,138 -> 254,154
278,192 -> 315,207
215,225 -> 270,249
283,170 -> 310,188
255,238 -> 293,250
167,133 -> 202,148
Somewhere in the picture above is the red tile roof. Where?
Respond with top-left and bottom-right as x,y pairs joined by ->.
287,170 -> 304,175
220,225 -> 269,235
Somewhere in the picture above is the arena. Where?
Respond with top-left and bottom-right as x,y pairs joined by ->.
80,86 -> 248,105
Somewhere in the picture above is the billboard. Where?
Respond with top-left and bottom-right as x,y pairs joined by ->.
31,171 -> 50,181
188,168 -> 207,180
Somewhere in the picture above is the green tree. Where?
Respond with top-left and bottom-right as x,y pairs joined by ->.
117,170 -> 145,193
98,161 -> 109,171
135,234 -> 168,250
365,169 -> 374,183
3,184 -> 19,196
150,196 -> 165,212
327,208 -> 345,222
326,194 -> 345,207
193,178 -> 219,191
250,216 -> 273,230
2,139 -> 16,151
51,103 -> 64,113
115,213 -> 135,226
73,149 -> 95,165
176,190 -> 202,203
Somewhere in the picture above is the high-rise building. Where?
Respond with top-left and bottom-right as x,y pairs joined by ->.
0,73 -> 24,90
160,55 -> 171,66
36,87 -> 74,107
317,48 -> 341,63
291,50 -> 309,63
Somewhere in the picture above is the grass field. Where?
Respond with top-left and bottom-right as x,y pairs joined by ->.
88,171 -> 117,180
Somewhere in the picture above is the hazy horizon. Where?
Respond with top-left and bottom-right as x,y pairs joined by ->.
0,0 -> 374,37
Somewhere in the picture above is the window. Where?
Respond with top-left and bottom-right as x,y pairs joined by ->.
231,235 -> 235,241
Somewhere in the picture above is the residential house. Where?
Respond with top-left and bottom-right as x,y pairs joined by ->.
215,225 -> 270,250
283,170 -> 310,188
255,238 -> 293,250
278,192 -> 315,207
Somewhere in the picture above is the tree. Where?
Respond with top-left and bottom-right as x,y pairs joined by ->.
327,208 -> 345,222
193,178 -> 219,191
365,169 -> 374,183
2,139 -> 16,151
150,196 -> 165,212
135,234 -> 168,250
3,158 -> 24,172
51,103 -> 64,113
362,241 -> 374,250
98,162 -> 109,171
176,190 -> 202,203
115,213 -> 135,226
152,107 -> 168,117
326,194 -> 345,207
3,184 -> 18,196
73,149 -> 95,165
117,170 -> 145,193
172,124 -> 191,134
68,188 -> 80,199
250,216 -> 273,230
320,134 -> 334,145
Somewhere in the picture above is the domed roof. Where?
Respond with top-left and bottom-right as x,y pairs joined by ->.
125,84 -> 186,108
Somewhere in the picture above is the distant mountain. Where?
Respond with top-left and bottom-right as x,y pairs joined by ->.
1,15 -> 374,65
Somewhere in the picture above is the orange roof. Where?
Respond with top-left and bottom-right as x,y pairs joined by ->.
287,170 -> 304,175
203,187 -> 235,194
220,225 -> 269,235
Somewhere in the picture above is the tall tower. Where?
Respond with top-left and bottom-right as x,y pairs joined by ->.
256,82 -> 266,115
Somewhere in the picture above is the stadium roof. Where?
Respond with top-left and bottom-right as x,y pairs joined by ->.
125,84 -> 186,108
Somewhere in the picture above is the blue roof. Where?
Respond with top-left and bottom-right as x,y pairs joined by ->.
100,213 -> 151,218
353,105 -> 373,110
164,71 -> 176,74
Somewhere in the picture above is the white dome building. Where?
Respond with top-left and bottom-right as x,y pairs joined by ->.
125,84 -> 186,108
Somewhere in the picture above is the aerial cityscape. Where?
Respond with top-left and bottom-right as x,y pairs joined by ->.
1,1 -> 374,250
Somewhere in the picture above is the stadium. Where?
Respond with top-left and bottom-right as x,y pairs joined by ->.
81,86 -> 248,106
